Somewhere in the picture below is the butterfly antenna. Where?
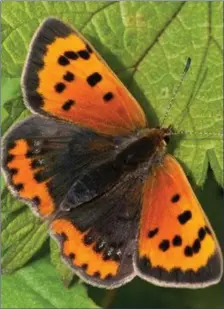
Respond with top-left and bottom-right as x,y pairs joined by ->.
171,130 -> 223,139
161,57 -> 191,127
172,66 -> 223,139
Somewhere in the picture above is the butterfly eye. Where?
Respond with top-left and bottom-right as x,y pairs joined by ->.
164,135 -> 170,144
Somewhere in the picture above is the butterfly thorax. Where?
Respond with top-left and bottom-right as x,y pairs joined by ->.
114,127 -> 171,171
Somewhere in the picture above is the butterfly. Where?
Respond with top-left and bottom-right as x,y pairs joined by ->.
2,18 -> 223,289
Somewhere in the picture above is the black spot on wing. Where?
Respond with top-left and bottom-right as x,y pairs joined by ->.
62,100 -> 75,111
9,168 -> 18,175
93,271 -> 100,278
60,232 -> 68,242
14,183 -> 24,191
171,194 -> 180,203
78,50 -> 90,59
172,235 -> 182,247
81,263 -> 88,271
184,245 -> 193,257
69,252 -> 75,260
148,228 -> 159,238
6,154 -> 14,163
87,72 -> 102,87
178,210 -> 192,224
159,239 -> 170,252
192,238 -> 201,254
58,55 -> 70,66
64,51 -> 78,60
198,227 -> 206,240
63,71 -> 74,82
103,92 -> 114,102
32,196 -> 41,206
55,82 -> 66,93
34,171 -> 46,183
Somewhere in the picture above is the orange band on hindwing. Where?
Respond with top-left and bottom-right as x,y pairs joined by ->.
6,139 -> 55,217
51,219 -> 119,280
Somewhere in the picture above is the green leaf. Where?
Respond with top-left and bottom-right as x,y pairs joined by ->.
2,208 -> 36,250
2,188 -> 25,214
1,189 -> 48,274
1,77 -> 21,121
1,2 -> 223,309
2,256 -> 99,309
2,217 -> 48,274
50,238 -> 74,287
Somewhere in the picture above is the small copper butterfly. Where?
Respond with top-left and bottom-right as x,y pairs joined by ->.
2,18 -> 223,289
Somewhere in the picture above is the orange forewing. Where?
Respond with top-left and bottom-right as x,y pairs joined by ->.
136,155 -> 223,287
23,18 -> 147,136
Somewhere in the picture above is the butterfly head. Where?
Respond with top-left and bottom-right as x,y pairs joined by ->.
151,125 -> 173,145
161,125 -> 174,144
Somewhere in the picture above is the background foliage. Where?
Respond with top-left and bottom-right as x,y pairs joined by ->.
1,1 -> 223,308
